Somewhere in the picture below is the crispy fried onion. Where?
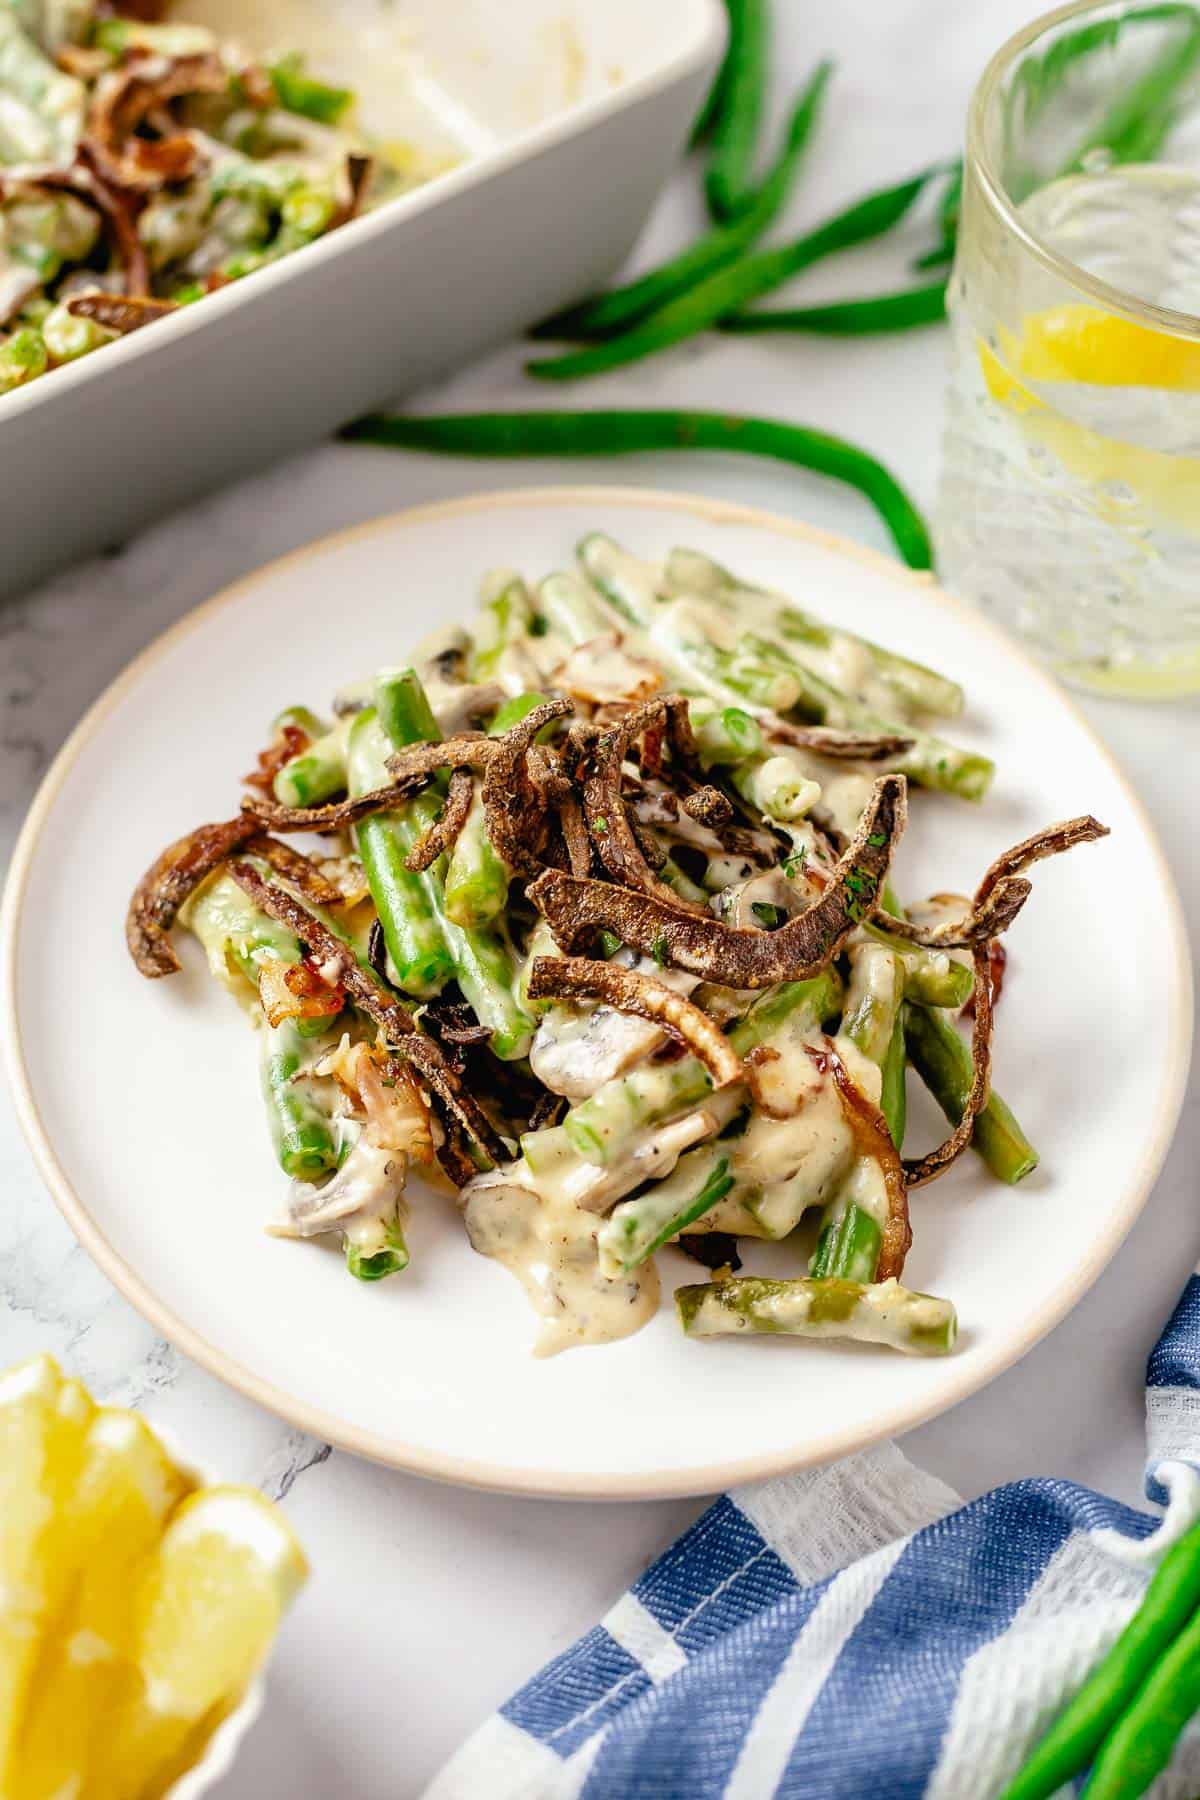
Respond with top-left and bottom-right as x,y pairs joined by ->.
318,1038 -> 435,1159
228,860 -> 415,1041
2,164 -> 149,295
67,292 -> 176,334
257,954 -> 345,1028
404,769 -> 474,873
396,1034 -> 508,1170
582,696 -> 706,911
530,774 -> 906,988
805,1040 -> 911,1281
681,785 -> 733,827
384,731 -> 495,783
481,697 -> 573,874
127,815 -> 261,977
240,776 -> 423,835
875,815 -> 1109,949
85,52 -> 227,191
767,719 -> 914,760
250,835 -> 343,906
331,151 -> 373,229
904,945 -> 994,1190
527,957 -> 743,1091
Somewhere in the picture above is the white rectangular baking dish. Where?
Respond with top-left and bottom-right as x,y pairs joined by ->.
1,0 -> 724,595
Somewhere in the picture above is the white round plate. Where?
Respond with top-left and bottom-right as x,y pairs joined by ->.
3,488 -> 1191,1498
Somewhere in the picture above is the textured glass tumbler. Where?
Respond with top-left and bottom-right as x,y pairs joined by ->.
936,0 -> 1200,697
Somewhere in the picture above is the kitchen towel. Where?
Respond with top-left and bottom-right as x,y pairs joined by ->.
426,1273 -> 1200,1799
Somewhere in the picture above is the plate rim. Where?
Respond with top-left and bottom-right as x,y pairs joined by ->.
3,483 -> 1192,1500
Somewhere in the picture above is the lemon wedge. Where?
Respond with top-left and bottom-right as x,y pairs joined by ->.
12,1409 -> 194,1800
85,1486 -> 308,1800
0,1359 -> 308,1799
0,1357 -> 94,1776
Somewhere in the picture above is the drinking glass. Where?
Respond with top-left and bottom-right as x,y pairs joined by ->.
937,0 -> 1200,696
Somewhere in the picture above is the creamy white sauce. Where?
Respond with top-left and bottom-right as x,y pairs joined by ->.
529,958 -> 699,1101
463,1168 -> 660,1356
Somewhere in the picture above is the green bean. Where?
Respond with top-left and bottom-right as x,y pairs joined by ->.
810,940 -> 901,1282
903,1001 -> 1038,1185
536,570 -> 612,645
721,280 -> 947,336
1000,1514 -> 1200,1800
600,1150 -> 735,1274
524,168 -> 939,383
41,300 -> 116,364
0,324 -> 46,392
880,1010 -> 907,1150
471,574 -> 535,679
375,665 -> 440,746
690,703 -> 765,766
0,11 -> 83,161
274,716 -> 349,807
807,1204 -> 881,1284
373,674 -> 534,1058
689,4 -> 733,146
562,970 -> 841,1165
268,53 -> 353,125
184,869 -> 340,1033
341,409 -> 934,571
345,1216 -> 409,1281
677,1276 -> 957,1352
664,543 -> 964,717
704,0 -> 768,220
348,709 -> 452,998
443,692 -> 543,927
863,930 -> 973,1008
260,1016 -> 337,1181
536,59 -> 832,341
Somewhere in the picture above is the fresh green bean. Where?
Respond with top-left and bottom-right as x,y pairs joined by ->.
1000,1514 -> 1200,1800
676,1276 -> 957,1353
689,1 -> 734,146
375,665 -> 440,746
903,1001 -> 1039,1184
184,869 -> 341,1032
704,0 -> 769,220
1080,1605 -> 1200,1800
537,59 -> 831,341
721,279 -> 947,336
341,409 -> 934,571
524,168 -> 939,382
260,1017 -> 337,1181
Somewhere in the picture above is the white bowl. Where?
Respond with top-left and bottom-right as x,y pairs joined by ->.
1,0 -> 723,595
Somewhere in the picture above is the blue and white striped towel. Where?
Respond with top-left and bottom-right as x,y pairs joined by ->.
428,1276 -> 1200,1800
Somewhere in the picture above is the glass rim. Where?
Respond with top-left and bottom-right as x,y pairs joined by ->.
967,0 -> 1200,339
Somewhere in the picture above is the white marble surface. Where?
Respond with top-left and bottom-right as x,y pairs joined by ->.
2,2 -> 1198,1794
